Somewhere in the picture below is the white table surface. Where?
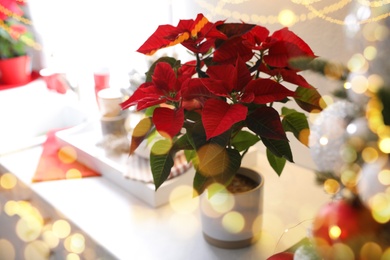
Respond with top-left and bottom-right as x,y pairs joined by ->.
0,79 -> 331,259
0,142 -> 330,260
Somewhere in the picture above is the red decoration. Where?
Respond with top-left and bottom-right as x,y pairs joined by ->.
0,55 -> 31,85
267,252 -> 294,260
32,129 -> 101,182
312,198 -> 380,257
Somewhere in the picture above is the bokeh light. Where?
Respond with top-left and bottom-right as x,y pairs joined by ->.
24,240 -> 50,260
324,179 -> 340,195
66,253 -> 81,260
348,54 -> 368,74
196,144 -> 228,177
58,146 -> 77,164
360,242 -> 383,259
222,211 -> 245,234
52,219 -> 71,239
350,75 -> 369,94
278,9 -> 296,26
66,169 -> 82,179
0,239 -> 15,260
42,228 -> 60,249
370,193 -> 390,223
169,185 -> 199,214
150,139 -> 172,156
64,233 -> 85,254
378,169 -> 390,185
363,45 -> 377,61
0,173 -> 17,190
329,225 -> 341,240
362,146 -> 379,163
16,215 -> 43,242
331,243 -> 355,260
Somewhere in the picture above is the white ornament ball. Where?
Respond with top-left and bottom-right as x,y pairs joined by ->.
309,100 -> 361,175
357,156 -> 390,216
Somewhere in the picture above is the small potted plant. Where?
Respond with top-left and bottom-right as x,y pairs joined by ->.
121,13 -> 324,247
0,0 -> 35,85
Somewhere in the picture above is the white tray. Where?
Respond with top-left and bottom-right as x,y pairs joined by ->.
55,120 -> 195,208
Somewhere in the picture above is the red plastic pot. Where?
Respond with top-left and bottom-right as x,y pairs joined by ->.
0,55 -> 31,85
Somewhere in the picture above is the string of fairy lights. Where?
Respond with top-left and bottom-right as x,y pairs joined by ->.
197,0 -> 390,26
1,0 -> 389,51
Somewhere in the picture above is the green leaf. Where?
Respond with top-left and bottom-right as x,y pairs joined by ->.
172,133 -> 194,151
262,137 -> 293,162
246,106 -> 288,140
266,148 -> 286,176
294,86 -> 324,113
150,140 -> 175,190
130,117 -> 154,155
193,147 -> 241,195
231,130 -> 260,152
187,121 -> 207,150
281,107 -> 309,146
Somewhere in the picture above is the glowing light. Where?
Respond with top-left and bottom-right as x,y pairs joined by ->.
378,169 -> 390,185
340,145 -> 357,163
363,46 -> 377,60
131,117 -> 152,137
66,253 -> 81,260
42,229 -> 60,249
222,211 -> 245,234
379,138 -> 390,153
350,75 -> 369,94
169,185 -> 199,214
24,241 -> 50,260
58,146 -> 77,164
370,193 -> 390,223
298,128 -> 310,146
346,123 -> 357,135
319,136 -> 329,146
331,243 -> 355,259
324,179 -> 340,195
320,95 -> 333,107
203,185 -> 235,215
52,220 -> 71,239
0,173 -> 17,189
344,82 -> 352,90
196,144 -> 227,177
16,216 -> 43,242
4,200 -> 18,216
64,233 -> 85,254
278,9 -> 296,26
362,147 -> 379,163
367,74 -> 384,93
348,54 -> 367,73
329,225 -> 341,239
360,242 -> 382,259
382,248 -> 390,259
340,169 -> 359,187
150,139 -> 172,155
0,239 -> 15,260
66,169 -> 82,179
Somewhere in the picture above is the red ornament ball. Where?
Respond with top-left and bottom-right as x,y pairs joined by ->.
266,252 -> 294,260
311,198 -> 380,258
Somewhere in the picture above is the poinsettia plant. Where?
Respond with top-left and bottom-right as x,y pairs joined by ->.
0,0 -> 34,59
121,13 -> 324,194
